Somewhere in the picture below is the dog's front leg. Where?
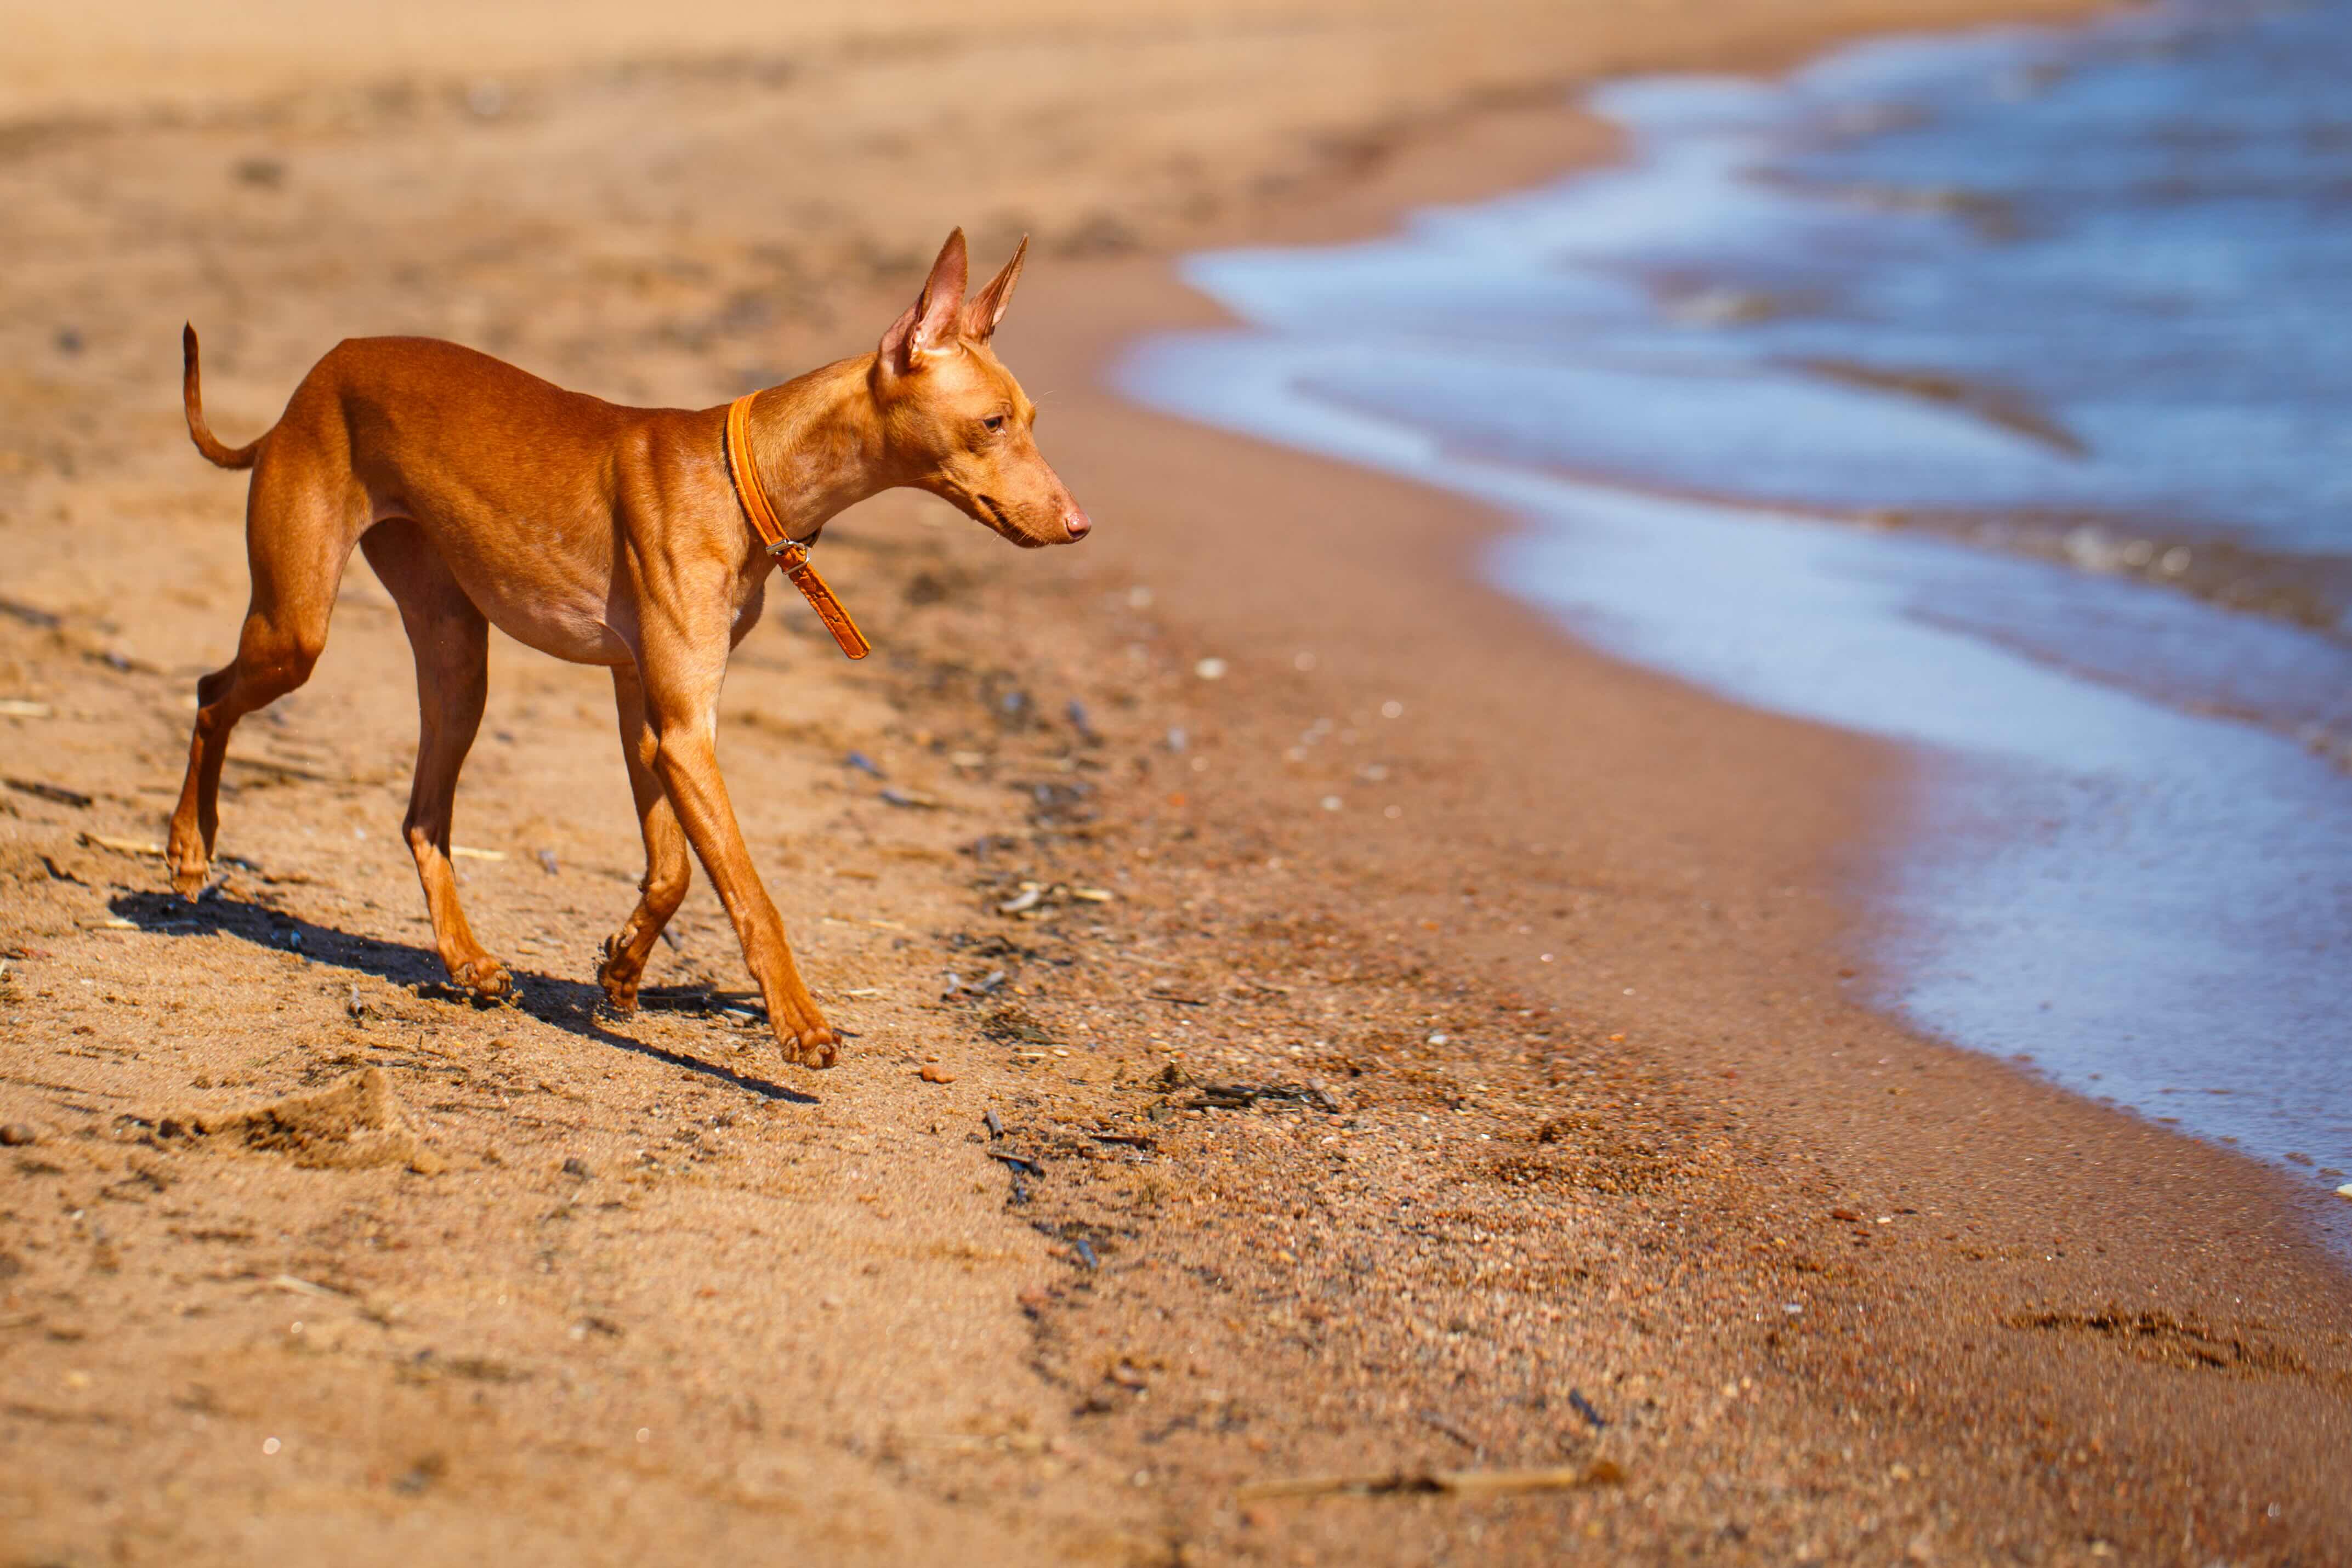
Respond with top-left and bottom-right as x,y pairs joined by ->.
631,612 -> 838,1069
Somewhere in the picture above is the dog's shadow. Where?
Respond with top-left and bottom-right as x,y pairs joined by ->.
107,889 -> 815,1104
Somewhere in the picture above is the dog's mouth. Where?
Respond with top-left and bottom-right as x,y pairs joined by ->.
974,493 -> 1048,549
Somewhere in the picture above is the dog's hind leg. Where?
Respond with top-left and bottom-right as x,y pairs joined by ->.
166,435 -> 358,896
359,519 -> 510,998
594,662 -> 692,1014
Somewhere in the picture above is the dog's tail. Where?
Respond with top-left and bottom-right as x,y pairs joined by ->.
182,324 -> 264,470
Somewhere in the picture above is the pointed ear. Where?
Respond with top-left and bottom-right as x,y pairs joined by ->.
879,228 -> 969,373
959,235 -> 1029,342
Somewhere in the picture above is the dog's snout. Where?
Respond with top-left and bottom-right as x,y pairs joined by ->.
1064,504 -> 1092,542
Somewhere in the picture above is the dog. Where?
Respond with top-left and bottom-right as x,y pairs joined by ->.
167,230 -> 1088,1068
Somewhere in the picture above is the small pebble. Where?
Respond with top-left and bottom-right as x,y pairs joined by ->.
919,1063 -> 955,1084
2336,1183 -> 2352,1201
0,1124 -> 37,1146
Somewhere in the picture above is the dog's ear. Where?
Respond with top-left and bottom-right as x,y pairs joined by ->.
879,228 -> 969,373
959,236 -> 1029,342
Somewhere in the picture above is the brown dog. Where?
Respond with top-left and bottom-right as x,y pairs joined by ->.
167,230 -> 1087,1067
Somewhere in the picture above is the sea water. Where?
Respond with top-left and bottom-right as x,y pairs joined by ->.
1119,1 -> 2352,1196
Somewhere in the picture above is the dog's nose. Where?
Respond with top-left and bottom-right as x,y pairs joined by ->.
1064,504 -> 1092,542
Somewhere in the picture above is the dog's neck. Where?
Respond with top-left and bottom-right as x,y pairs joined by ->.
739,355 -> 891,546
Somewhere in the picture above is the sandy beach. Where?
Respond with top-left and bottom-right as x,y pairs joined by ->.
3,1 -> 2348,1563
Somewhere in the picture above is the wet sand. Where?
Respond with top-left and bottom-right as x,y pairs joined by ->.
2,1 -> 2348,1563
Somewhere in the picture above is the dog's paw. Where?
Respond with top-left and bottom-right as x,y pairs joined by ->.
781,1026 -> 839,1071
165,836 -> 208,900
594,937 -> 641,1014
451,956 -> 514,1000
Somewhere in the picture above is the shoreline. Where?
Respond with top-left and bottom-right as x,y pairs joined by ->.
1113,49 -> 2352,1203
1079,45 -> 2352,1235
1032,257 -> 2352,1257
2,0 -> 2347,1560
1007,5 -> 2352,1549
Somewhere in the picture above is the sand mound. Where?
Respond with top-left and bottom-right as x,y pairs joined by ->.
161,1067 -> 443,1174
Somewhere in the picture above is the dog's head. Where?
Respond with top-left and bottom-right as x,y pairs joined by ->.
871,230 -> 1090,548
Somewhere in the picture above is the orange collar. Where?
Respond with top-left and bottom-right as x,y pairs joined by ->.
724,391 -> 870,661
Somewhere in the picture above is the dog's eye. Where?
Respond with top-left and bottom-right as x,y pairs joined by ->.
982,414 -> 1007,433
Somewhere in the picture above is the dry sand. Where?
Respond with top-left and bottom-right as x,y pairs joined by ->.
3,1 -> 2348,1563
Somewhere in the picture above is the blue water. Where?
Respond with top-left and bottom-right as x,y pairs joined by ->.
1119,1 -> 2352,1198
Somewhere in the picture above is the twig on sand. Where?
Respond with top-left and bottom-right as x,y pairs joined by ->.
1416,1409 -> 1480,1452
1238,1459 -> 1624,1503
1191,1081 -> 1344,1113
78,832 -> 163,857
7,777 -> 91,808
224,755 -> 344,785
0,598 -> 62,630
